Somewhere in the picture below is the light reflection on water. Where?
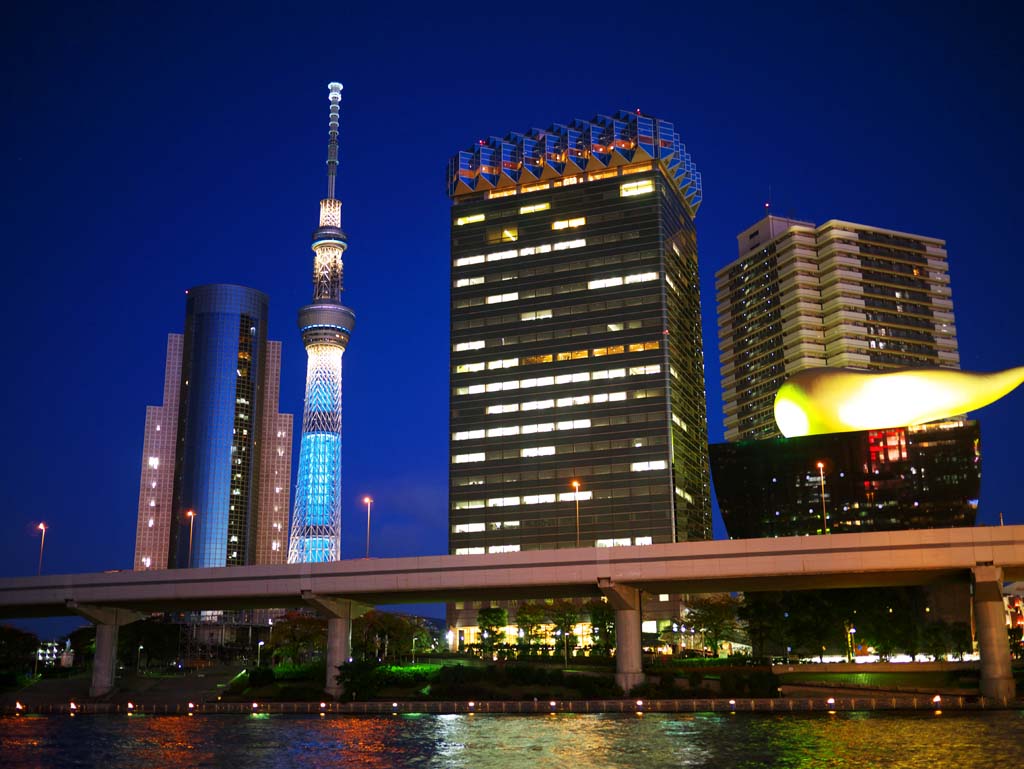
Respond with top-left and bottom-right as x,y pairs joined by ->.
2,711 -> 1022,768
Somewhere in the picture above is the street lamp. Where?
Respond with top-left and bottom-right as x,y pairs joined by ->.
186,510 -> 196,567
36,523 -> 47,576
257,640 -> 265,667
412,636 -> 418,665
137,645 -> 144,672
816,462 -> 828,534
570,480 -> 581,547
363,496 -> 373,558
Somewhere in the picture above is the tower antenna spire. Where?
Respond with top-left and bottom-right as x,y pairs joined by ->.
326,82 -> 343,199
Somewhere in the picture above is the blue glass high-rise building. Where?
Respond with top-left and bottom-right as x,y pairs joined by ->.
141,284 -> 293,570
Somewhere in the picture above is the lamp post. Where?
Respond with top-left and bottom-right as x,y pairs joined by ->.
412,636 -> 418,665
137,645 -> 144,672
258,640 -> 265,667
570,480 -> 581,547
186,510 -> 196,567
363,496 -> 372,558
816,462 -> 828,534
36,523 -> 47,576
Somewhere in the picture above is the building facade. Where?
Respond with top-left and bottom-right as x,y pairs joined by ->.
132,284 -> 293,570
286,82 -> 356,564
447,111 -> 711,559
717,216 -> 959,441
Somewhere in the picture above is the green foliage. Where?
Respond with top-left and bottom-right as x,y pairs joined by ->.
548,600 -> 579,661
116,617 -> 179,667
685,595 -> 740,656
247,666 -> 276,687
513,602 -> 547,646
352,610 -> 431,662
0,625 -> 39,674
585,599 -> 615,656
477,607 -> 508,654
271,612 -> 327,665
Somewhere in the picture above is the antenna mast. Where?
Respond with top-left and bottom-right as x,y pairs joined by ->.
326,82 -> 343,199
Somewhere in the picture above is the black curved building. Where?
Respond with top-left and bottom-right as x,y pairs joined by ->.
710,420 -> 980,539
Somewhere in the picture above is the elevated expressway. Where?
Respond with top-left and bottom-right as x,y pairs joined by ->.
1,526 -> 1021,700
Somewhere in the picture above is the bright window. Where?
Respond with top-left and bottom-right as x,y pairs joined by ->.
452,429 -> 485,441
559,490 -> 593,502
455,547 -> 485,555
488,545 -> 521,554
453,521 -> 485,532
454,340 -> 485,352
486,292 -> 519,304
453,453 -> 486,463
521,446 -> 556,457
631,460 -> 667,472
551,217 -> 586,230
520,202 -> 551,214
455,254 -> 485,267
147,457 -> 159,469
456,213 -> 486,226
523,494 -> 556,504
455,276 -> 485,288
620,179 -> 654,197
455,362 -> 485,374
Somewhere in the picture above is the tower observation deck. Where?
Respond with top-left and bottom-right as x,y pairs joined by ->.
287,82 -> 356,563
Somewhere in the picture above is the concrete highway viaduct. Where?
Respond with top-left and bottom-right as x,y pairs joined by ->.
0,525 -> 1021,701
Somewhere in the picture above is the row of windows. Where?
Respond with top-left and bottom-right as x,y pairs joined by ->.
451,451 -> 672,487
454,364 -> 662,396
455,271 -> 659,310
453,445 -> 669,465
453,237 -> 588,268
454,340 -> 661,374
452,535 -> 655,556
454,247 -> 653,290
453,418 -> 593,441
455,296 -> 657,331
482,388 -> 665,415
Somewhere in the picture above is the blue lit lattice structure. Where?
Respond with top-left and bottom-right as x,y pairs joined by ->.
287,82 -> 356,564
446,110 -> 702,214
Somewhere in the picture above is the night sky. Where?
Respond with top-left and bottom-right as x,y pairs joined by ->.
3,2 -> 1022,635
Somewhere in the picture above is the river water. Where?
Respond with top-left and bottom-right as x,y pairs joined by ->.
3,711 -> 1023,768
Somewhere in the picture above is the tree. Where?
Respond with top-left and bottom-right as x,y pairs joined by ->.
513,602 -> 547,650
272,612 -> 326,665
738,593 -> 787,658
0,625 -> 38,674
585,599 -> 615,656
548,600 -> 579,666
477,607 -> 508,655
685,595 -> 740,657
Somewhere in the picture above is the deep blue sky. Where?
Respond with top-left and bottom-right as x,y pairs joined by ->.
2,2 -> 1022,633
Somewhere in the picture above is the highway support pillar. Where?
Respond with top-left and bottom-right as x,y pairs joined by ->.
598,578 -> 644,694
302,592 -> 358,700
973,565 -> 1016,702
66,602 -> 144,698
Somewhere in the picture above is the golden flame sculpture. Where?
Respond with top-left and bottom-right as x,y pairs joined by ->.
773,366 -> 1024,438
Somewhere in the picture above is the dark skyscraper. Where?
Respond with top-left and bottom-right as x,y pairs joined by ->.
134,284 -> 293,571
446,111 -> 711,559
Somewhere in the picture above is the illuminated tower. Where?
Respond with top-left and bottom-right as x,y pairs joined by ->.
287,82 -> 356,563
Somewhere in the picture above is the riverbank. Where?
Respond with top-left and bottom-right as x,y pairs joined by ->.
4,692 -> 1020,717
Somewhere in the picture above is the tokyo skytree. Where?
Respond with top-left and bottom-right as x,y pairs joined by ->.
287,82 -> 355,563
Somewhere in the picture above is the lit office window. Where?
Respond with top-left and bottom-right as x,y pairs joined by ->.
452,429 -> 485,441
454,340 -> 485,352
636,537 -> 653,546
453,502 -> 485,511
488,226 -> 518,243
551,217 -> 586,230
456,213 -> 486,226
625,272 -> 659,284
553,238 -> 586,251
521,309 -> 553,321
629,365 -> 662,376
486,292 -> 519,304
556,419 -> 591,431
558,491 -> 593,502
453,522 -> 485,532
487,497 -> 520,507
588,276 -> 623,290
453,453 -> 486,463
631,460 -> 667,472
487,426 -> 520,438
455,547 -> 486,555
520,446 -> 556,457
455,254 -> 486,267
520,202 -> 551,214
523,494 -> 556,504
522,399 -> 554,411
487,358 -> 519,370
556,395 -> 590,407
147,518 -> 154,528
455,277 -> 485,288
487,249 -> 518,262
522,423 -> 555,434
148,457 -> 159,469
620,179 -> 654,197
486,404 -> 520,415
488,545 -> 521,553
455,362 -> 485,374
